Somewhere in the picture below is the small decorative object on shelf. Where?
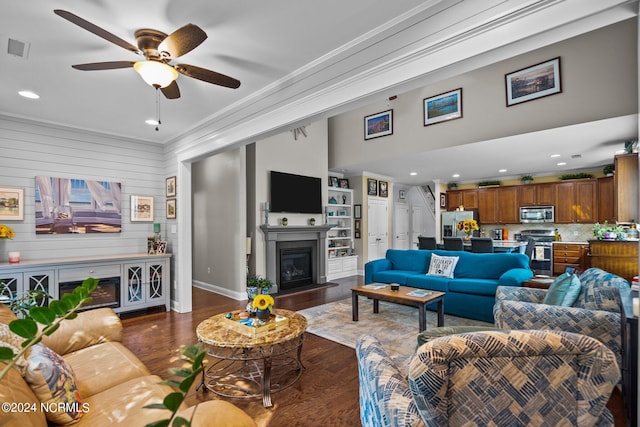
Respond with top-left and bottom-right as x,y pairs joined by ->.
7,251 -> 20,264
252,294 -> 275,321
521,175 -> 534,184
457,219 -> 479,240
603,164 -> 615,176
309,218 -> 316,226
592,221 -> 625,240
264,202 -> 270,225
281,217 -> 288,226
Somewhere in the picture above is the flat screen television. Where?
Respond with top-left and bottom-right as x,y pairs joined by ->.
270,171 -> 322,214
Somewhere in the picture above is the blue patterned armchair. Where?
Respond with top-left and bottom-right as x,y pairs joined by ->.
356,329 -> 620,427
493,267 -> 629,368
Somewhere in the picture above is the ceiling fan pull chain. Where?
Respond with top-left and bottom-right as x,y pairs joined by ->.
155,87 -> 162,131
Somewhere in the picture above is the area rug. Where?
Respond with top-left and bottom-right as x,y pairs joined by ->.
297,298 -> 493,358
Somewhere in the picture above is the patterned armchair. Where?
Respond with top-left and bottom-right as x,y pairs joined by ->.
356,329 -> 620,427
493,268 -> 629,368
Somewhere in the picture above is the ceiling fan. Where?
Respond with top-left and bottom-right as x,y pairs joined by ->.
54,9 -> 241,100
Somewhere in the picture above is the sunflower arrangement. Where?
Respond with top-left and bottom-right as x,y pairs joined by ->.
0,224 -> 15,239
252,294 -> 275,311
456,219 -> 479,237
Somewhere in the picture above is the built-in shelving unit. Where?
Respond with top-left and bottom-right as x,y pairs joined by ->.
326,186 -> 358,279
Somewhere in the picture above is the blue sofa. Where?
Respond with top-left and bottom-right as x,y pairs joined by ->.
364,249 -> 533,322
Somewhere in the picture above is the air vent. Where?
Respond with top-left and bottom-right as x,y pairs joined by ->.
571,154 -> 582,159
7,38 -> 30,59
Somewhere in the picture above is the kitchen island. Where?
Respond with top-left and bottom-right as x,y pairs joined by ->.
437,240 -> 526,253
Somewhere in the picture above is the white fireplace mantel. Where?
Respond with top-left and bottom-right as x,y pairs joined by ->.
260,225 -> 333,292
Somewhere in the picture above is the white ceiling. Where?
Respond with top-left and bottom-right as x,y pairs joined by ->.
1,1 -> 638,186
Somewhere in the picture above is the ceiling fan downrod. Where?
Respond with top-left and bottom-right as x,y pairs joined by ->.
155,87 -> 162,131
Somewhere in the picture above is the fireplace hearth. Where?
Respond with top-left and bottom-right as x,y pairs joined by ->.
278,241 -> 314,290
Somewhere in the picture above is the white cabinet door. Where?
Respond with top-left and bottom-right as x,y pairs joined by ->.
368,199 -> 388,261
394,205 -> 410,249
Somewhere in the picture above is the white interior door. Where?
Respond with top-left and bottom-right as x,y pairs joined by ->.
411,206 -> 426,248
368,199 -> 388,261
394,205 -> 410,249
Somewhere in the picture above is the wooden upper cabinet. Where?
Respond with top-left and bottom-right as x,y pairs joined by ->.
555,181 -> 575,224
446,189 -> 478,211
615,153 -> 639,222
597,176 -> 615,223
497,186 -> 519,223
478,188 -> 497,224
447,190 -> 462,211
518,185 -> 536,206
555,179 -> 597,223
575,180 -> 597,223
536,183 -> 556,206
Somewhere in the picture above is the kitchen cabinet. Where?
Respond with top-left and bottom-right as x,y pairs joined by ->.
478,187 -> 519,224
615,153 -> 639,222
446,189 -> 478,210
553,243 -> 588,275
597,176 -> 615,223
518,185 -> 536,206
554,179 -> 597,224
518,183 -> 555,206
588,240 -> 638,283
123,261 -> 169,309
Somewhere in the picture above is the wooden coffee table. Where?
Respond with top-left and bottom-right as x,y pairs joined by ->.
351,284 -> 445,332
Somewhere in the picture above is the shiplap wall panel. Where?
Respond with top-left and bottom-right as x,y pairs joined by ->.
0,116 -> 165,261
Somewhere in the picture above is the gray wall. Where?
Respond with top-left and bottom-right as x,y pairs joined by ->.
0,116 -> 165,259
328,19 -> 638,170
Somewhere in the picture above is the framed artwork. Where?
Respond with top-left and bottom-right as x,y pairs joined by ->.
338,178 -> 349,189
329,176 -> 339,187
505,57 -> 561,106
35,176 -> 122,234
166,176 -> 176,197
131,195 -> 154,222
166,199 -> 176,219
364,109 -> 393,140
378,181 -> 388,197
354,204 -> 362,219
0,187 -> 24,220
399,189 -> 406,200
423,88 -> 462,126
367,178 -> 378,196
354,219 -> 361,239
440,193 -> 447,208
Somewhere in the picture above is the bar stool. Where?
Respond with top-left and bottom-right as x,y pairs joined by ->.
417,236 -> 437,249
471,237 -> 494,253
443,237 -> 464,251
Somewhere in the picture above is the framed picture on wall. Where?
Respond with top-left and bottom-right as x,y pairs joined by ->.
378,181 -> 388,197
166,199 -> 176,219
0,187 -> 24,220
440,193 -> 447,208
166,176 -> 176,197
329,176 -> 339,187
131,195 -> 154,222
423,88 -> 462,126
354,204 -> 362,219
367,178 -> 378,196
354,219 -> 361,238
505,57 -> 561,106
364,109 -> 393,140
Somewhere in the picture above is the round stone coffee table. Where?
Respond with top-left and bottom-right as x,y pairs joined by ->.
196,308 -> 307,407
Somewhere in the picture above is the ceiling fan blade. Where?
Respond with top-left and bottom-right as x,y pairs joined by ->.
157,24 -> 207,59
175,64 -> 240,89
161,81 -> 181,99
72,61 -> 135,71
54,9 -> 141,55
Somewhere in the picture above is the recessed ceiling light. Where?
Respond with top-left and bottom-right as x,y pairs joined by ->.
145,119 -> 159,125
550,154 -> 561,158
557,162 -> 567,166
452,173 -> 460,178
18,90 -> 39,99
409,172 -> 417,176
498,169 -> 507,173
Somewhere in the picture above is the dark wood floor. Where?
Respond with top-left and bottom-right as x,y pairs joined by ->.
120,276 -> 626,427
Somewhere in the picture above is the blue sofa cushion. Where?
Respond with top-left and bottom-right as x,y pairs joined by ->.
406,275 -> 450,292
385,249 -> 430,273
373,270 -> 412,285
453,252 -> 530,279
449,278 -> 499,297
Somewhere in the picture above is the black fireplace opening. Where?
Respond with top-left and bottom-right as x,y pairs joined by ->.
278,241 -> 316,291
59,276 -> 121,311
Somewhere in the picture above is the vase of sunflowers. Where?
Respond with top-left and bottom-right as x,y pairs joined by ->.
457,219 -> 479,240
252,294 -> 275,321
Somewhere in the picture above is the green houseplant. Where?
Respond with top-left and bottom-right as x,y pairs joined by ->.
520,175 -> 534,184
592,221 -> 625,240
603,164 -> 614,176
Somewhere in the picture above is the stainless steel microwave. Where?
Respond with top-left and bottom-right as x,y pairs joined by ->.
519,206 -> 554,223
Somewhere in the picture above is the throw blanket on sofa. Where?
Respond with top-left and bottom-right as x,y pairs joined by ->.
365,249 -> 533,322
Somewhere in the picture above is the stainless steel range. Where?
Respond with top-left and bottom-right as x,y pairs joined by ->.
519,229 -> 555,276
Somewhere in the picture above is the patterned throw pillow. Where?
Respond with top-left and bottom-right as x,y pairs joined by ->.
0,323 -> 29,374
427,254 -> 459,278
543,273 -> 581,306
24,343 -> 84,425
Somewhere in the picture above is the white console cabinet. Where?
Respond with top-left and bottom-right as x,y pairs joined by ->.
0,253 -> 170,314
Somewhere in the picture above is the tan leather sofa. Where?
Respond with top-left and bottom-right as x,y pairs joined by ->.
0,305 -> 256,427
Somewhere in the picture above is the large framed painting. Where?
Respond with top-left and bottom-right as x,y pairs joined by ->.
364,109 -> 393,140
131,195 -> 154,222
35,176 -> 122,234
505,57 -> 561,106
423,88 -> 462,126
0,187 -> 24,221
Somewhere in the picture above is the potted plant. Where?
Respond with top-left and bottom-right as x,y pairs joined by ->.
592,221 -> 625,240
246,274 -> 273,299
603,164 -> 614,176
521,175 -> 534,184
447,182 -> 458,190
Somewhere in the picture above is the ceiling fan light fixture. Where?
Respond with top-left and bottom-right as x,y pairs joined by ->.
133,61 -> 178,88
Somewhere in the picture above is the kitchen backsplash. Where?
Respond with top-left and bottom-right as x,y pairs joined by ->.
480,223 -> 595,242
